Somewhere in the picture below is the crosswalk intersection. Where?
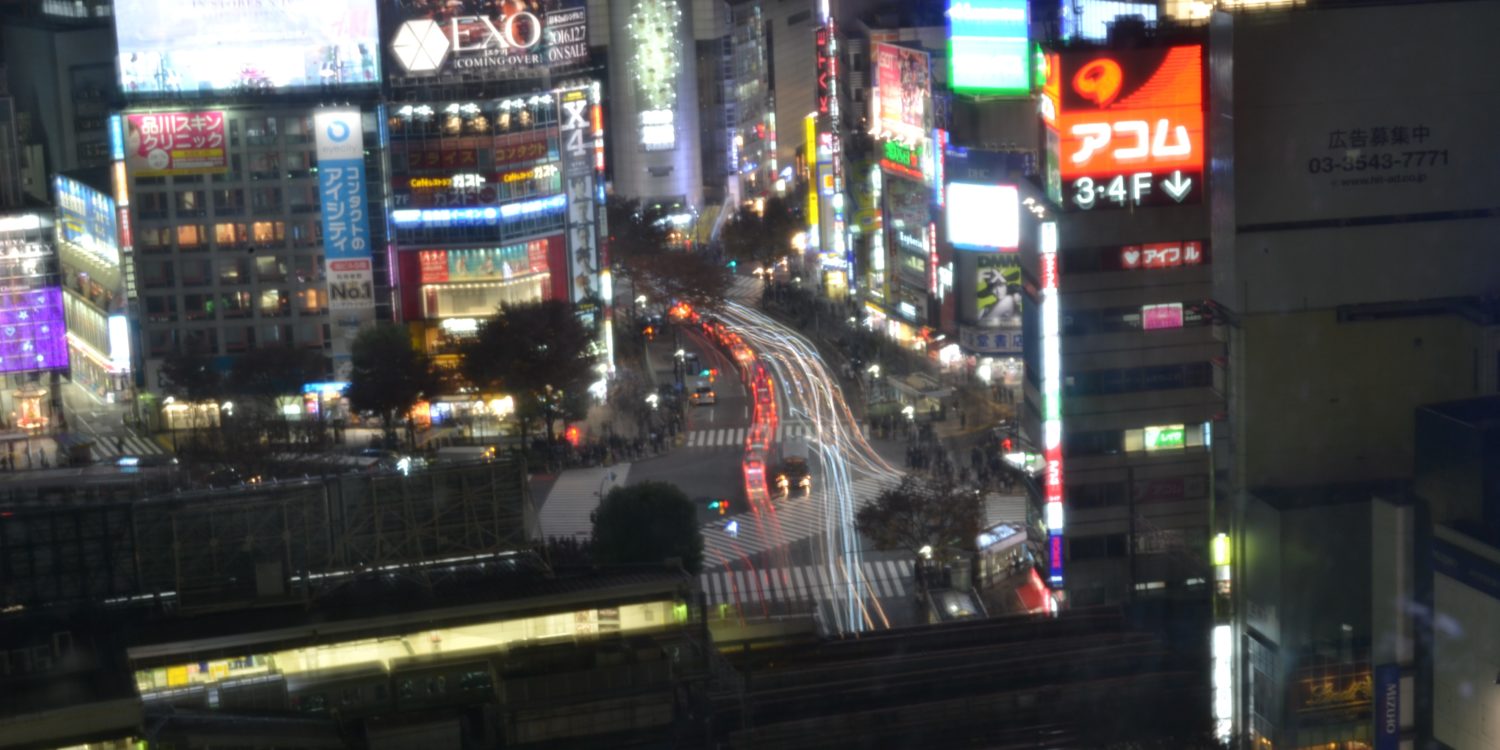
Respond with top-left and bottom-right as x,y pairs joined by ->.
700,558 -> 913,608
702,473 -> 895,559
90,433 -> 166,462
684,423 -> 812,449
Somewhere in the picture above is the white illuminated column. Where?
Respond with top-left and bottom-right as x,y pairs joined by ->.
1039,221 -> 1065,588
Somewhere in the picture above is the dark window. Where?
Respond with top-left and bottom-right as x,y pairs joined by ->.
787,10 -> 811,25
1069,482 -> 1128,510
1069,534 -> 1127,561
1064,362 -> 1215,397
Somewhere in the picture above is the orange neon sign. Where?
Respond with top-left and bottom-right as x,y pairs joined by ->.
1053,44 -> 1203,179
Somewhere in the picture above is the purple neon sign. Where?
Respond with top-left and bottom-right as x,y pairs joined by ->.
0,287 -> 68,373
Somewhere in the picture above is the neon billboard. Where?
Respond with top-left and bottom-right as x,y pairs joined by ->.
1039,221 -> 1064,586
948,0 -> 1030,96
1047,44 -> 1204,211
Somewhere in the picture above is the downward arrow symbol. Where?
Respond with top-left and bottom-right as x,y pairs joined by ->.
1162,171 -> 1192,202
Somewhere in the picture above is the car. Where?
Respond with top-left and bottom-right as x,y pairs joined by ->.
774,456 -> 812,498
690,386 -> 717,405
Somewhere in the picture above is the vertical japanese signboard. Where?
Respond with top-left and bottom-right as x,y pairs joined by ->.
1039,221 -> 1064,588
315,109 -> 375,378
556,86 -> 601,309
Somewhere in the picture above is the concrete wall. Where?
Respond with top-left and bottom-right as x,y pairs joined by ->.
1239,311 -> 1482,489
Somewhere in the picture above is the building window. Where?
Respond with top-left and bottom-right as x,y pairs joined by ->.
251,187 -> 283,214
213,189 -> 244,215
259,289 -> 289,317
137,192 -> 168,220
1068,534 -> 1127,561
176,190 -> 207,217
184,294 -> 215,321
1063,362 -> 1214,397
251,221 -> 285,244
181,260 -> 212,286
214,222 -> 247,245
145,295 -> 177,324
221,291 -> 252,318
219,259 -> 249,286
255,256 -> 288,282
176,224 -> 206,249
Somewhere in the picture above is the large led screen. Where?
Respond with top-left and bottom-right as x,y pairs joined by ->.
115,0 -> 380,95
54,176 -> 119,267
872,43 -> 931,143
948,0 -> 1029,96
0,287 -> 68,374
383,0 -> 588,81
947,182 -> 1019,250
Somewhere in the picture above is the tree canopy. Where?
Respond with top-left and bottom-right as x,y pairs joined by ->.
345,323 -> 438,446
461,299 -> 595,442
608,195 -> 730,312
591,480 -> 704,574
159,351 -> 223,403
855,475 -> 983,563
229,345 -> 326,408
720,195 -> 801,271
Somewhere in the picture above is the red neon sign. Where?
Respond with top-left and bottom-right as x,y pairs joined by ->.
816,23 -> 836,116
1120,240 -> 1205,270
1055,45 -> 1203,179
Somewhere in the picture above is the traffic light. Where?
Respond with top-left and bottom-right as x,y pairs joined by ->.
707,499 -> 728,515
700,368 -> 711,378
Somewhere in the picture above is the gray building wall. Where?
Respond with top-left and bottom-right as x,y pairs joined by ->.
606,0 -> 705,211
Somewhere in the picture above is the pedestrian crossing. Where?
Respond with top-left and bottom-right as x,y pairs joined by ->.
539,464 -> 631,541
700,558 -> 914,608
684,423 -> 813,449
91,433 -> 167,462
703,473 -> 895,559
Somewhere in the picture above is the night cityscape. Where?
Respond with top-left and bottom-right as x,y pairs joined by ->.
0,0 -> 1493,748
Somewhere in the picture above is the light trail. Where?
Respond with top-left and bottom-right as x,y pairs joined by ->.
716,299 -> 904,634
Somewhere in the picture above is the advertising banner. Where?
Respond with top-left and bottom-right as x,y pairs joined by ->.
54,176 -> 120,267
0,287 -> 68,374
872,43 -> 930,143
975,254 -> 1022,327
115,0 -> 379,94
315,110 -> 375,377
417,240 -> 550,284
1374,663 -> 1400,750
384,0 -> 587,81
1234,3 -> 1500,227
556,86 -> 601,305
393,164 -> 560,209
1050,44 -> 1203,212
948,0 -> 1030,96
123,112 -> 228,176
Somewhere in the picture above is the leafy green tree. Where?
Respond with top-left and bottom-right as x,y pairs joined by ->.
159,351 -> 223,403
607,195 -> 671,263
228,345 -> 326,440
345,323 -> 438,448
855,475 -> 982,563
592,481 -> 704,574
461,299 -> 595,445
721,195 -> 800,271
608,195 -> 729,313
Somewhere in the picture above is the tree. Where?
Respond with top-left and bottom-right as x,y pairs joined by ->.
228,346 -> 326,442
606,195 -> 671,263
608,195 -> 730,313
159,351 -> 223,403
855,475 -> 983,563
592,481 -> 703,574
345,323 -> 438,448
721,195 -> 800,271
461,299 -> 595,445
